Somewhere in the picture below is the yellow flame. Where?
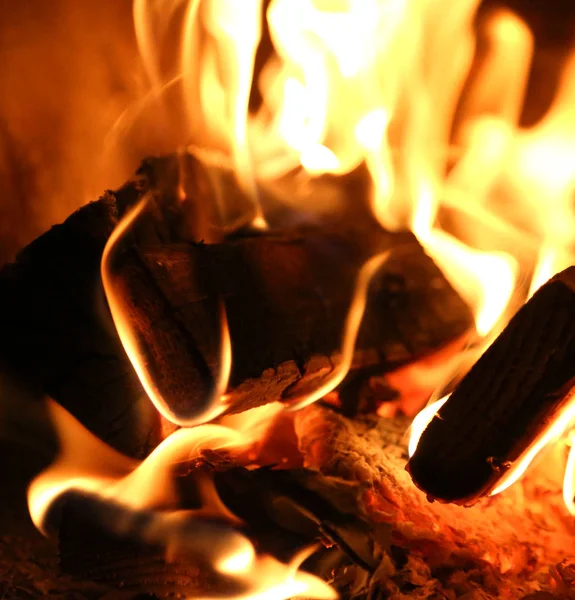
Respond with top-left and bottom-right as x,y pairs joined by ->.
415,224 -> 517,337
563,432 -> 575,516
261,0 -> 413,187
285,250 -> 391,411
28,399 -> 335,600
490,388 -> 575,497
27,399 -> 250,532
408,395 -> 449,458
101,195 -> 232,427
207,547 -> 335,600
200,0 -> 268,228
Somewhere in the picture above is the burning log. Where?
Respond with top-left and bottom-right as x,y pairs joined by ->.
407,266 -> 575,504
0,154 -> 473,451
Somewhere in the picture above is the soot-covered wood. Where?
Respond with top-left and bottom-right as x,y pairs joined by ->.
0,154 -> 473,452
408,266 -> 575,504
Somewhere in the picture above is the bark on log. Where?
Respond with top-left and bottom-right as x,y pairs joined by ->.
0,153 -> 473,453
407,266 -> 575,504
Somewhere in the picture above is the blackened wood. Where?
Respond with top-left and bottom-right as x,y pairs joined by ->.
0,191 -> 162,459
407,266 -> 575,504
0,153 -> 473,439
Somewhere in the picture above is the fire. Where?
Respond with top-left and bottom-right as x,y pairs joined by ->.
101,193 -> 232,427
563,432 -> 575,516
28,398 -> 334,600
22,0 -> 575,595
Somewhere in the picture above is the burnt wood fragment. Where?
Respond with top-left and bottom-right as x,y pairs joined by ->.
407,266 -> 575,504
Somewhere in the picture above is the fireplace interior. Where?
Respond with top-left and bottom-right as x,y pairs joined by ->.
2,0 -> 575,598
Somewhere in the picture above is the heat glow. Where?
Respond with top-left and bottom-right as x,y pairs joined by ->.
26,0 -> 575,597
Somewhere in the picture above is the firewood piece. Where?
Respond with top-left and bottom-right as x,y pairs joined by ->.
407,266 -> 575,504
294,405 -> 575,599
0,154 -> 473,436
0,191 -> 163,458
0,189 -> 166,458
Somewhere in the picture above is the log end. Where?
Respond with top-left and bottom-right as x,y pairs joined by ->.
407,266 -> 575,504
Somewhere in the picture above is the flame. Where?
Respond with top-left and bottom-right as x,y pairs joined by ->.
407,395 -> 449,459
414,223 -> 517,337
23,0 -> 575,589
199,0 -> 268,228
563,432 -> 575,516
28,399 -> 335,600
101,194 -> 232,428
285,250 -> 391,411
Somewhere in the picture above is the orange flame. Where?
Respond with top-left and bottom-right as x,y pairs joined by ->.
28,399 -> 335,600
285,250 -> 391,410
100,194 -> 232,427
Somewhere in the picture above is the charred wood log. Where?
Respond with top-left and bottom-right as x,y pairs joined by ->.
407,266 -> 575,504
57,492 -> 250,599
0,154 -> 473,454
